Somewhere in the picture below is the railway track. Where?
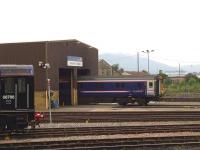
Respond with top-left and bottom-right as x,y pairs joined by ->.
160,97 -> 200,102
118,104 -> 200,108
1,135 -> 200,149
0,124 -> 200,140
41,111 -> 200,123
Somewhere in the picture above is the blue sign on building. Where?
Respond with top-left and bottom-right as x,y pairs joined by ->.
67,56 -> 83,67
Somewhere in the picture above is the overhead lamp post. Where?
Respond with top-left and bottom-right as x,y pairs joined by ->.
38,61 -> 52,124
137,52 -> 139,73
142,50 -> 154,74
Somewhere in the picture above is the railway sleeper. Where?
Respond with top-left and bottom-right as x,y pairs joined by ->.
1,140 -> 200,150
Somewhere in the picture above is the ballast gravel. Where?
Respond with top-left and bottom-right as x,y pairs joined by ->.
38,120 -> 200,128
1,121 -> 200,144
1,132 -> 200,144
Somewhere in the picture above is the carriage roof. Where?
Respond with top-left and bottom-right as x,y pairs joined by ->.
78,75 -> 156,81
0,65 -> 34,76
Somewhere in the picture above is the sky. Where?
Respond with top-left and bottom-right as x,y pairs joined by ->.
0,0 -> 200,67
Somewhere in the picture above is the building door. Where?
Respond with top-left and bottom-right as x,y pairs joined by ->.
59,68 -> 72,105
59,68 -> 91,106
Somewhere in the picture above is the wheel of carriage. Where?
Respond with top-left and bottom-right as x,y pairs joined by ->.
118,101 -> 127,106
0,119 -> 6,131
137,99 -> 148,106
115,98 -> 128,106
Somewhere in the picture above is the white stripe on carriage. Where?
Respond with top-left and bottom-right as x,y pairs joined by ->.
80,91 -> 130,93
78,80 -> 153,83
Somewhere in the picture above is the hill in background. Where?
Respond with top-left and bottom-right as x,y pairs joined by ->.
99,53 -> 200,74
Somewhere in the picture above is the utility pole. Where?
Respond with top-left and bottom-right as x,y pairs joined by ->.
38,61 -> 52,124
47,78 -> 52,123
38,42 -> 52,124
179,63 -> 180,77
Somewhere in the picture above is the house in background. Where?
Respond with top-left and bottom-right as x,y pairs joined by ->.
98,59 -> 121,76
169,76 -> 186,84
122,71 -> 149,77
98,59 -> 112,76
98,59 -> 151,77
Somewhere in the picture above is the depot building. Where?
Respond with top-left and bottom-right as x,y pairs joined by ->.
0,39 -> 98,110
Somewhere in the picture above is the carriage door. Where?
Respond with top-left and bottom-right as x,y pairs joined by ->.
155,79 -> 160,96
147,80 -> 155,96
17,78 -> 29,109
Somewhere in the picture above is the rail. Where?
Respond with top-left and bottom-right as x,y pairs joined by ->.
0,135 -> 200,149
1,124 -> 200,140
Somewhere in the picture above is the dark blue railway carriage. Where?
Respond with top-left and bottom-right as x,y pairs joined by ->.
77,76 -> 161,105
0,65 -> 34,130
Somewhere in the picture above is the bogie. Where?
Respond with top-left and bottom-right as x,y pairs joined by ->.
136,99 -> 148,106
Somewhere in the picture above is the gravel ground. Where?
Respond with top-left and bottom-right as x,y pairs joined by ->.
1,132 -> 200,144
3,102 -> 200,146
37,120 -> 200,128
38,102 -> 200,112
40,106 -> 200,112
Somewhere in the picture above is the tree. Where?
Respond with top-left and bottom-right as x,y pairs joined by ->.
159,71 -> 168,79
119,68 -> 124,73
111,64 -> 124,75
111,64 -> 119,72
185,73 -> 198,82
142,70 -> 148,74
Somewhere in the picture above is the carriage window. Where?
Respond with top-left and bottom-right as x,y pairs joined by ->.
137,83 -> 142,88
121,83 -> 125,88
4,78 -> 15,94
149,82 -> 153,88
18,78 -> 26,93
116,83 -> 120,88
79,83 -> 84,89
96,83 -> 104,89
116,83 -> 125,89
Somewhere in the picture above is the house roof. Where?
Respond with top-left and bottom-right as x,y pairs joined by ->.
0,39 -> 98,50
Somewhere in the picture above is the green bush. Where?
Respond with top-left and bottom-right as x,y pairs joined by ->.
165,74 -> 200,94
188,78 -> 196,85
